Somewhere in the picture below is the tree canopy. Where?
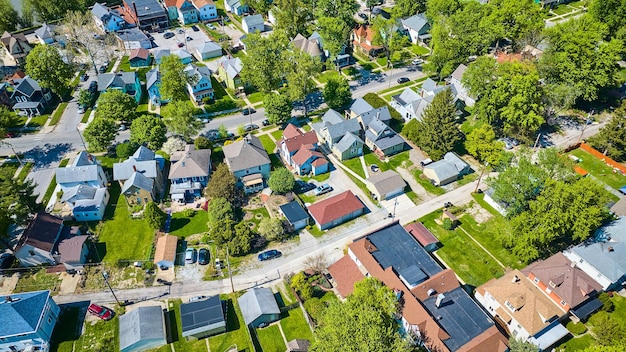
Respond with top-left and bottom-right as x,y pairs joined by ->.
263,93 -> 292,125
272,0 -> 313,38
392,0 -> 425,19
203,163 -> 237,200
0,0 -> 19,33
83,117 -> 117,152
257,217 -> 284,241
207,197 -> 234,229
144,202 -> 166,230
322,76 -> 351,109
95,90 -> 138,123
130,114 -> 168,150
162,101 -> 202,139
160,55 -> 194,102
25,44 -> 73,96
464,124 -> 507,167
317,16 -> 352,66
0,167 -> 37,243
588,100 -> 626,162
284,49 -> 320,116
268,168 -> 295,194
241,32 -> 288,92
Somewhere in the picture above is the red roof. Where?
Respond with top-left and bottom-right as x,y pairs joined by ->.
311,158 -> 328,167
164,0 -> 177,6
291,148 -> 324,166
574,166 -> 588,176
283,123 -> 301,139
129,48 -> 150,60
404,222 -> 439,248
328,256 -> 364,298
308,190 -> 364,225
279,129 -> 318,154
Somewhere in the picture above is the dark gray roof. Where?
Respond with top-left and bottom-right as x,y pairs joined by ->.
34,24 -> 55,40
237,287 -> 280,326
126,0 -> 166,17
180,295 -> 226,337
114,159 -> 158,180
368,132 -> 405,151
97,72 -> 138,91
73,187 -> 108,211
73,151 -> 97,167
119,306 -> 165,351
424,152 -> 469,181
14,76 -> 41,97
121,171 -> 154,193
280,201 -> 309,224
223,135 -> 270,172
117,28 -> 149,42
422,287 -> 495,351
359,106 -> 392,127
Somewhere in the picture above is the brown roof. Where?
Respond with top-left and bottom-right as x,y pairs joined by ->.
58,235 -> 88,263
164,0 -> 177,6
521,253 -> 602,309
291,148 -> 324,166
410,268 -> 459,301
458,325 -> 508,352
283,124 -> 301,139
353,24 -> 374,42
193,0 -> 215,7
278,130 -> 319,154
16,212 -> 63,253
611,196 -> 626,217
308,191 -> 364,226
129,48 -> 150,60
327,255 -> 364,298
154,235 -> 178,263
442,210 -> 458,222
9,70 -> 25,81
404,222 -> 439,248
311,158 -> 328,167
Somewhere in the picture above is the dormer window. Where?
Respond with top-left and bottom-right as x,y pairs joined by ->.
505,300 -> 516,312
549,281 -> 556,288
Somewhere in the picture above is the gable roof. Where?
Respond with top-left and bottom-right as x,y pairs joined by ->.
164,0 -> 177,7
180,295 -> 225,336
196,41 -> 221,54
424,152 -> 469,181
291,33 -> 322,57
218,56 -> 243,79
153,49 -> 171,61
327,255 -> 364,298
98,71 -> 138,91
146,68 -> 160,89
353,24 -> 375,42
279,200 -> 309,224
359,106 -> 392,128
133,145 -> 156,161
118,28 -> 150,42
321,108 -> 344,124
278,125 -> 318,154
172,49 -> 192,61
243,14 -> 264,27
404,222 -> 439,249
154,235 -> 178,264
0,290 -> 51,338
367,170 -> 406,196
193,0 -> 216,8
176,0 -> 195,8
349,97 -> 374,116
238,287 -> 280,326
184,64 -> 212,84
334,132 -> 363,153
308,190 -> 364,225
121,171 -> 154,193
13,76 -> 42,98
119,306 -> 165,351
451,64 -> 467,82
34,23 -> 55,40
114,159 -> 159,180
56,164 -> 100,184
223,135 -> 270,172
15,212 -> 63,253
169,144 -> 211,179
130,48 -> 150,60
291,148 -> 324,166
401,13 -> 429,32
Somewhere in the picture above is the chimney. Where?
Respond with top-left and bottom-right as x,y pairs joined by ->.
427,288 -> 436,296
512,275 -> 520,283
435,293 -> 445,308
132,165 -> 137,172
5,296 -> 12,303
608,246 -> 614,252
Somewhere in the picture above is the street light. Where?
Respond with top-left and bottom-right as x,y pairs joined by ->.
0,141 -> 23,167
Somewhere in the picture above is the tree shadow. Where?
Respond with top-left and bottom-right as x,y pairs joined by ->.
224,299 -> 241,331
23,143 -> 72,170
168,217 -> 190,233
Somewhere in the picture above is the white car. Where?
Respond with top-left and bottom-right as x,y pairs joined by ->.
412,58 -> 423,65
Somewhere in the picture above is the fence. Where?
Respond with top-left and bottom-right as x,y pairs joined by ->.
580,142 -> 626,174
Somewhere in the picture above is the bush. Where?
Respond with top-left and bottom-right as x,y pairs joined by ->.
182,208 -> 195,217
204,97 -> 240,113
598,292 -> 615,312
194,136 -> 212,150
442,218 -> 454,230
566,321 -> 587,335
304,297 -> 325,323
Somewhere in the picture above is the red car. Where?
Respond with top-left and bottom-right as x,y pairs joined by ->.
88,303 -> 114,321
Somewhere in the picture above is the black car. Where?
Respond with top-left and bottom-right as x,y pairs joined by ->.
258,249 -> 282,261
242,107 -> 256,115
358,13 -> 368,20
198,248 -> 209,265
244,124 -> 259,132
191,25 -> 199,32
397,77 -> 410,84
88,81 -> 98,92
163,32 -> 175,39
262,119 -> 270,126
98,65 -> 107,73
80,73 -> 89,82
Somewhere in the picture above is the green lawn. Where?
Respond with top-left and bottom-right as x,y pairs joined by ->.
247,91 -> 264,104
72,307 -> 120,352
280,308 -> 314,342
558,334 -> 594,350
258,134 -> 277,154
17,161 -> 33,182
270,130 -> 284,141
169,299 -> 208,352
256,325 -> 286,352
316,70 -> 340,84
408,45 -> 430,56
211,76 -> 230,100
552,4 -> 573,15
118,56 -> 131,71
80,109 -> 92,123
363,150 -> 412,172
269,154 -> 283,169
569,149 -> 626,190
28,113 -> 49,127
50,102 -> 68,125
169,210 -> 209,237
209,295 -> 253,352
342,157 -> 365,179
14,269 -> 62,293
413,169 -> 446,195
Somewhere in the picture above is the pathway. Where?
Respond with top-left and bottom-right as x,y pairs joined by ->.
457,225 -> 506,270
359,155 -> 369,179
276,323 -> 289,348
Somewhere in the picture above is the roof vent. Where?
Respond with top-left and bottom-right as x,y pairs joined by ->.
145,6 -> 149,10
427,288 -> 436,296
512,275 -> 520,283
608,246 -> 614,252
435,293 -> 445,308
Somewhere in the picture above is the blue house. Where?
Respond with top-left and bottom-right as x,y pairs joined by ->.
163,0 -> 178,20
225,0 -> 248,15
0,291 -> 60,352
153,49 -> 171,64
184,64 -> 213,103
97,71 -> 143,103
92,2 -> 128,32
238,288 -> 281,328
172,49 -> 193,64
280,201 -> 310,231
129,48 -> 153,67
194,0 -> 218,21
176,0 -> 199,24
146,68 -> 164,106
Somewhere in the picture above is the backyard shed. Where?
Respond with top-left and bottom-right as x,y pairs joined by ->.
422,152 -> 471,186
180,295 -> 226,340
119,306 -> 166,352
307,190 -> 365,230
237,287 -> 280,327
279,201 -> 309,231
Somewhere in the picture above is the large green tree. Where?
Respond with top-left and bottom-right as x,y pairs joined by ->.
242,0 -> 271,14
162,101 -> 202,139
78,89 -> 95,108
0,0 -> 19,33
207,197 -> 234,229
228,221 -> 254,256
392,0 -> 426,19
588,100 -> 626,162
95,90 -> 138,123
317,16 -> 352,68
508,338 -> 539,352
83,117 -> 117,152
315,0 -> 357,25
203,163 -> 237,200
160,55 -> 194,102
284,50 -> 320,117
0,167 -> 36,244
268,168 -> 295,194
263,93 -> 292,125
258,218 -> 284,241
487,0 -> 543,48
425,0 -> 461,20
588,0 -> 626,39
464,124 -> 506,167
0,106 -> 17,137
144,202 -> 166,229
241,32 -> 288,92
589,311 -> 626,347
322,76 -> 351,109
23,0 -> 85,22
272,0 -> 313,38
130,114 -> 168,150
25,45 -> 73,96
372,16 -> 410,67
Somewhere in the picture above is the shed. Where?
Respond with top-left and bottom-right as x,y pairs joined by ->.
404,222 -> 440,252
194,41 -> 222,61
286,339 -> 310,352
154,235 -> 178,269
237,287 -> 280,327
180,295 -> 226,340
307,190 -> 365,230
422,152 -> 471,186
279,201 -> 309,231
242,14 -> 264,33
119,306 -> 166,352
366,170 -> 406,200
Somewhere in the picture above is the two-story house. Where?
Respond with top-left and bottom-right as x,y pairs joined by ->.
224,0 -> 248,15
169,144 -> 211,202
14,212 -> 64,267
122,0 -> 169,31
92,3 -> 128,32
276,124 -> 328,176
113,146 -> 165,206
176,0 -> 199,24
97,71 -> 143,103
450,64 -> 476,107
291,33 -> 324,61
400,14 -> 430,45
184,64 -> 214,103
162,0 -> 179,20
55,151 -> 110,221
223,135 -> 271,194
34,23 -> 57,45
311,109 -> 363,161
391,79 -> 461,122
193,0 -> 218,21
351,24 -> 383,58
217,56 -> 243,90
10,76 -> 52,116
146,67 -> 164,106
0,31 -> 32,65
363,118 -> 405,158
0,291 -> 60,352
129,48 -> 153,67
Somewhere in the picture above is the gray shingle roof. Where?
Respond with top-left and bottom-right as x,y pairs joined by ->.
98,72 -> 137,91
350,97 -> 373,116
366,130 -> 405,151
321,108 -> 344,124
196,41 -> 222,54
117,28 -> 149,42
72,151 -> 97,167
367,170 -> 406,196
61,184 -> 97,202
126,0 -> 166,17
92,3 -> 110,19
0,290 -> 50,337
119,306 -> 165,352
169,145 -> 211,179
133,146 -> 156,161
146,68 -> 160,90
243,14 -> 264,27
451,64 -> 467,82
73,187 -> 108,212
56,165 -> 100,184
154,49 -> 171,61
237,288 -> 280,326
424,152 -> 469,182
401,13 -> 428,32
334,132 -> 363,153
223,135 -> 270,172
114,160 -> 159,180
121,171 -> 154,193
180,295 -> 225,337
34,24 -> 54,40
219,57 -> 243,79
359,106 -> 392,128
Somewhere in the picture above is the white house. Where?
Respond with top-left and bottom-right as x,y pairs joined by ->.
194,41 -> 222,61
14,212 -> 79,267
242,14 -> 264,33
450,64 -> 475,107
400,14 -> 430,44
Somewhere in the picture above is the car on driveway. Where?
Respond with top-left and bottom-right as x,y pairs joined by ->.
358,13 -> 368,20
313,183 -> 333,196
88,303 -> 114,321
78,105 -> 86,114
208,24 -> 216,30
80,73 -> 89,81
370,164 -> 379,172
412,58 -> 423,65
177,28 -> 185,34
185,248 -> 197,264
191,25 -> 199,32
164,32 -> 175,39
258,249 -> 282,261
177,42 -> 184,48
198,248 -> 209,265
397,77 -> 409,84
244,124 -> 259,132
189,295 -> 207,302
295,180 -> 315,194
98,65 -> 107,73
242,107 -> 256,115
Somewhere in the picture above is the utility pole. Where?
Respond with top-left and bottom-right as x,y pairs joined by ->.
226,246 -> 234,293
474,162 -> 489,193
1,142 -> 23,167
102,269 -> 121,306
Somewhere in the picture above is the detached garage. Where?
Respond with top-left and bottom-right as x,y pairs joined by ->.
119,306 -> 166,352
366,170 -> 406,201
154,235 -> 178,269
238,287 -> 280,328
307,190 -> 365,230
180,295 -> 226,340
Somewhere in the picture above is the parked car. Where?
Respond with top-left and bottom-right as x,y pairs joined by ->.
189,295 -> 207,302
191,25 -> 199,32
78,105 -> 86,114
198,248 -> 209,265
244,124 -> 259,132
88,303 -> 114,321
258,249 -> 282,261
295,180 -> 315,194
262,119 -> 270,126
397,77 -> 410,84
156,278 -> 172,285
177,28 -> 185,34
164,32 -> 175,39
208,24 -> 216,30
177,42 -> 184,48
88,81 -> 98,92
185,248 -> 197,264
241,107 -> 256,115
358,12 -> 368,20
313,183 -> 333,196
412,58 -> 423,65
80,73 -> 89,82
186,36 -> 193,41
498,138 -> 513,150
370,164 -> 379,172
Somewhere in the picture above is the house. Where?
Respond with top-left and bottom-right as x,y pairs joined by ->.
194,41 -> 222,61
0,31 -> 32,65
307,190 -> 365,230
347,98 -> 392,128
55,151 -> 110,221
476,270 -> 569,350
162,0 -> 178,20
154,234 -> 178,269
117,28 -> 153,50
14,212 -> 78,267
563,217 -> 626,291
129,48 -> 153,67
404,222 -> 440,252
122,0 -> 169,31
521,253 -> 603,321
172,49 -> 193,64
276,124 -> 328,176
332,222 -> 508,352
423,152 -> 471,186
176,0 -> 199,24
351,24 -> 384,58
450,64 -> 475,106
113,146 -> 165,205
146,68 -> 163,106
291,33 -> 324,60
327,255 -> 365,298
180,295 -> 226,340
366,170 -> 406,201
483,188 -> 507,216
224,0 -> 248,15
153,49 -> 171,64
168,144 -> 211,201
34,23 -> 56,45
193,0 -> 218,21
58,234 -> 90,270
400,14 -> 430,44
390,87 -> 431,122
610,196 -> 626,217
311,109 -> 363,161
279,200 -> 309,231
223,135 -> 271,194
286,340 -> 311,352
184,64 -> 214,103
0,83 -> 12,108
98,71 -> 143,103
92,3 -> 128,32
238,287 -> 281,327
119,306 -> 167,352
291,147 -> 329,176
10,76 -> 52,116
242,14 -> 264,34
0,291 -> 60,352
363,118 -> 405,157
217,56 -> 243,90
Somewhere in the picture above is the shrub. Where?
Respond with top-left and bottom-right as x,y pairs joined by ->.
442,218 -> 454,230
566,321 -> 587,335
598,292 -> 615,312
182,208 -> 195,217
194,136 -> 212,150
204,97 -> 240,113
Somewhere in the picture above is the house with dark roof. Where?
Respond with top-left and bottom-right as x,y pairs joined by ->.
279,201 -> 309,231
92,3 -> 128,32
0,31 -> 32,65
168,144 -> 211,201
277,124 -> 328,176
311,109 -> 363,161
242,14 -> 264,33
194,41 -> 222,61
423,152 -> 471,186
180,295 -> 226,339
291,33 -> 324,60
98,71 -> 143,102
176,0 -> 199,24
404,222 -> 440,252
223,135 -> 271,194
363,118 -> 405,157
217,56 -> 243,90
122,0 -> 169,31
184,64 -> 214,103
351,24 -> 383,58
10,76 -> 52,116
193,0 -> 218,20
238,287 -> 281,327
14,212 -> 71,267
0,291 -> 60,352
117,27 -> 152,50
400,14 -> 430,44
119,306 -> 167,352
129,48 -> 152,67
58,234 -> 90,270
307,190 -> 365,230
0,82 -> 12,108
366,170 -> 406,201
154,234 -> 178,269
113,146 -> 165,205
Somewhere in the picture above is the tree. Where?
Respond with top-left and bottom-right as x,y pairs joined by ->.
162,136 -> 187,154
263,93 -> 292,125
258,218 -> 284,241
372,16 -> 410,67
78,89 -> 94,108
322,76 -> 351,109
284,50 -> 320,117
207,197 -> 234,228
303,253 -> 329,274
129,114 -> 167,150
588,0 -> 626,38
392,0 -> 425,20
0,0 -> 19,33
464,124 -> 506,167
316,0 -> 357,25
487,0 -> 543,48
0,167 -> 37,244
462,56 -> 498,99
291,272 -> 314,299
242,0 -> 271,14
273,0 -> 313,38
317,17 -> 352,69
23,0 -> 85,22
508,337 -> 539,352
365,0 -> 378,14
268,168 -> 295,194
402,88 -> 460,160
228,222 -> 254,256
95,90 -> 138,123
425,0 -> 461,20
144,202 -> 166,229
0,106 -> 17,136
62,10 -> 116,74
203,163 -> 237,200
160,55 -> 195,102
194,136 -> 212,150
115,141 -> 139,158
241,32 -> 288,92
83,118 -> 117,151
162,101 -> 202,139
598,292 -> 615,312
542,83 -> 579,117
588,101 -> 626,161
590,312 -> 626,347
25,45 -> 73,96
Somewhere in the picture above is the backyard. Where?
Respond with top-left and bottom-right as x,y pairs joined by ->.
169,299 -> 209,352
569,148 -> 626,190
51,304 -> 120,352
169,210 -> 209,238
208,295 -> 253,352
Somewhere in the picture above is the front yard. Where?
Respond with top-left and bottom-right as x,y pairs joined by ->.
208,294 -> 253,352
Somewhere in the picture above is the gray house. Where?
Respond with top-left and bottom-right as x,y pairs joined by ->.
401,14 -> 430,44
119,306 -> 166,352
311,109 -> 363,161
113,146 -> 165,205
238,288 -> 281,327
423,152 -> 471,186
364,119 -> 405,158
180,295 -> 226,340
242,14 -> 264,33
223,135 -> 271,194
279,201 -> 309,231
366,170 -> 406,201
194,41 -> 223,61
168,144 -> 211,202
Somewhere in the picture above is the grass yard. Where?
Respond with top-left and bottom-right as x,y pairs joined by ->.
209,295 -> 253,352
28,113 -> 49,127
247,91 -> 264,104
14,269 -> 62,293
118,56 -> 130,71
256,325 -> 286,352
169,299 -> 208,352
408,45 -> 430,56
342,157 -> 365,179
316,70 -> 341,84
41,158 -> 70,206
280,308 -> 314,342
300,171 -> 330,183
269,154 -> 283,169
413,169 -> 446,195
73,308 -> 120,352
50,102 -> 68,125
80,109 -> 92,123
17,161 -> 33,182
569,149 -> 626,190
258,134 -> 277,154
457,173 -> 478,186
558,334 -> 594,350
169,210 -> 209,237
270,129 -> 284,141
211,76 -> 230,100
405,189 -> 419,204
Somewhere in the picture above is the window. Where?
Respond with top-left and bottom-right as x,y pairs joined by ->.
48,317 -> 52,324
29,250 -> 35,256
505,300 -> 516,312
533,277 -> 539,284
